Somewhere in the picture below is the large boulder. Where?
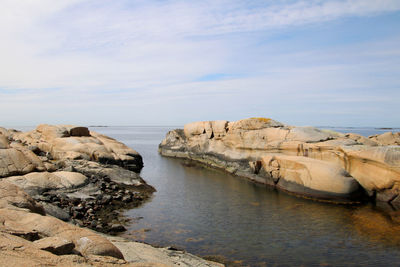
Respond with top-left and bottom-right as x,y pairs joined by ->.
0,148 -> 45,178
228,117 -> 283,131
260,155 -> 359,199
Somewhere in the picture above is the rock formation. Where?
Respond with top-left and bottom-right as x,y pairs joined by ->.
0,125 -> 223,266
159,118 -> 400,204
0,124 -> 151,232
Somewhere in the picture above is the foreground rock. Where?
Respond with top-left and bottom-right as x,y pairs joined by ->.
0,180 -> 223,267
0,124 -> 153,233
0,125 -> 223,266
159,118 -> 400,204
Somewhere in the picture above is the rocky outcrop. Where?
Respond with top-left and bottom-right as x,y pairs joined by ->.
159,118 -> 400,204
0,180 -> 222,267
0,180 -> 125,264
0,125 -> 223,267
0,125 -> 152,233
12,124 -> 143,172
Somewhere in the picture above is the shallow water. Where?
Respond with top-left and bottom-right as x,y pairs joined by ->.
86,126 -> 400,266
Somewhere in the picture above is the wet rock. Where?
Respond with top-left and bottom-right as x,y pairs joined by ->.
41,202 -> 71,222
100,195 -> 112,204
122,195 -> 132,202
110,224 -> 126,232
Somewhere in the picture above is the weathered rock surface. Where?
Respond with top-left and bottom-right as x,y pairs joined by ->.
0,180 -> 123,259
369,131 -> 400,146
12,124 -> 143,172
159,118 -> 400,204
5,171 -> 88,196
0,125 -> 223,267
0,148 -> 45,177
105,235 -> 224,267
0,125 -> 152,231
0,180 -> 221,266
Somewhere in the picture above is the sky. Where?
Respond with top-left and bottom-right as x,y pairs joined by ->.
0,0 -> 399,127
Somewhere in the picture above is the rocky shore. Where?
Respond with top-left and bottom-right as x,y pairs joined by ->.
0,124 -> 223,266
159,118 -> 400,205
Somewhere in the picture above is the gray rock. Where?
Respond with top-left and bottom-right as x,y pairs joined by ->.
41,202 -> 71,221
110,224 -> 126,232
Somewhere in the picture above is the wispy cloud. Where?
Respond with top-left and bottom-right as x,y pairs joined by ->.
0,0 -> 399,126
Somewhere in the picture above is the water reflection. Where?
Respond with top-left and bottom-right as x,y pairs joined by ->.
350,204 -> 400,247
91,126 -> 400,266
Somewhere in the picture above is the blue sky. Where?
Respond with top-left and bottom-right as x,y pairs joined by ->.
0,0 -> 399,127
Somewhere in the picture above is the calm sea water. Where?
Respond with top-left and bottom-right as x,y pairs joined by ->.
86,126 -> 400,267
10,125 -> 400,266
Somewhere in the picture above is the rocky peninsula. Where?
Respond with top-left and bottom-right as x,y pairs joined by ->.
159,118 -> 400,205
0,124 -> 223,266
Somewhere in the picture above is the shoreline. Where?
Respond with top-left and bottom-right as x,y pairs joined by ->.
159,118 -> 400,205
0,124 -> 224,266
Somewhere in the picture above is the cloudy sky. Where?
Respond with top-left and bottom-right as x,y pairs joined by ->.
1,0 -> 399,127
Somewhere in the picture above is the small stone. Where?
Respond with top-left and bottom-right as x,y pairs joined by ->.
100,195 -> 112,204
73,210 -> 84,219
122,195 -> 132,202
63,165 -> 76,172
74,205 -> 84,212
37,195 -> 51,202
113,194 -> 122,200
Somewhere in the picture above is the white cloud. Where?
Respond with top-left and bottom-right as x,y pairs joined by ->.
0,0 -> 399,126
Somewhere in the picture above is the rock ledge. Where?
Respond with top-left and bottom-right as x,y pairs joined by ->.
159,118 -> 400,204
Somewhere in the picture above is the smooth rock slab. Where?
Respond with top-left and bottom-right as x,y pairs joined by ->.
33,236 -> 75,255
261,155 -> 359,197
5,171 -> 88,196
0,148 -> 44,178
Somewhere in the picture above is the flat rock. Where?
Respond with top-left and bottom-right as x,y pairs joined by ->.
5,171 -> 88,196
33,236 -> 75,255
105,235 -> 224,267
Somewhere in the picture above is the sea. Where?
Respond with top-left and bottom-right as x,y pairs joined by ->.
11,125 -> 400,266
